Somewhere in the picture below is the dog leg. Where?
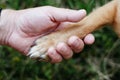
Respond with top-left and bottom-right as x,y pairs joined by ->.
28,0 -> 117,62
114,0 -> 120,37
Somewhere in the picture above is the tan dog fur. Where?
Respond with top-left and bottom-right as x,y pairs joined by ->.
28,0 -> 120,61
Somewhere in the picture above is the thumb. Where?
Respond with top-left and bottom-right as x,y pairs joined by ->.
48,7 -> 86,22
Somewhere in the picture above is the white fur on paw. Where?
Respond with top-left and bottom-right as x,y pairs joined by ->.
27,33 -> 61,62
27,45 -> 50,62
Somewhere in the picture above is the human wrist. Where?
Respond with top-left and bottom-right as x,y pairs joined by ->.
0,9 -> 17,45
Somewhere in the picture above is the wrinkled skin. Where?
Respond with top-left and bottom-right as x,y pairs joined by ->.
0,6 -> 94,63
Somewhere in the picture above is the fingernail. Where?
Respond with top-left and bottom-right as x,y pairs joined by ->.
78,9 -> 87,16
79,9 -> 86,14
84,34 -> 95,45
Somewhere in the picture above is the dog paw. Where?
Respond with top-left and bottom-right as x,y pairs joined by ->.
27,32 -> 66,62
27,23 -> 83,62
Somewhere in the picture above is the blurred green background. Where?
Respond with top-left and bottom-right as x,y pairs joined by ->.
0,0 -> 120,80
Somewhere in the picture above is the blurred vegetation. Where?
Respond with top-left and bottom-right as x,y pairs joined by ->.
0,0 -> 120,80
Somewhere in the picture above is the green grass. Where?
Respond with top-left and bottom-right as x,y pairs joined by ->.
0,0 -> 120,80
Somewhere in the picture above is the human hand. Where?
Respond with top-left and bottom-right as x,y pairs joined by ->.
0,6 -> 95,63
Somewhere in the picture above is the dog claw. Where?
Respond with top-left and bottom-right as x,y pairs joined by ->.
29,52 -> 40,59
38,54 -> 51,62
28,50 -> 50,62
